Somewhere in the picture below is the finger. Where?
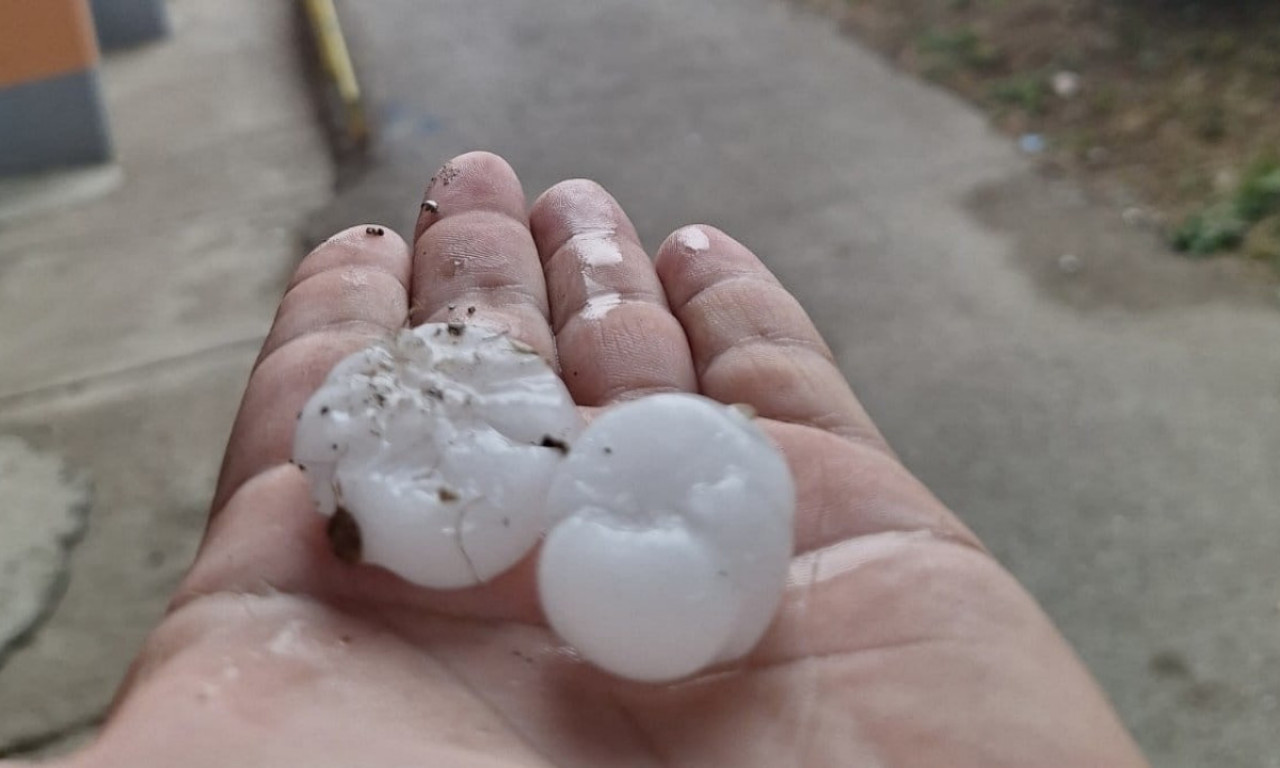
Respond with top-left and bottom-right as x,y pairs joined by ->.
212,225 -> 411,514
410,152 -> 556,362
655,225 -> 888,451
530,180 -> 696,405
766,421 -> 980,553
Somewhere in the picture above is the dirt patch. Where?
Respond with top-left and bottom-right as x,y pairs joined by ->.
967,174 -> 1274,312
803,0 -> 1280,274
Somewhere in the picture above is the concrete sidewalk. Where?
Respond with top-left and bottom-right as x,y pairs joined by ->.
0,0 -> 331,756
316,1 -> 1280,766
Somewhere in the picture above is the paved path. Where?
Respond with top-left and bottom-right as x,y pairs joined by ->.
316,2 -> 1280,765
0,0 -> 331,756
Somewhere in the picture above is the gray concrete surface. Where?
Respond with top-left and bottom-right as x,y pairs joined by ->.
317,1 -> 1280,766
0,437 -> 88,668
0,0 -> 331,756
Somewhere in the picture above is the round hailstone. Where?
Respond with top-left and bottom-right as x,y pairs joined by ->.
293,323 -> 583,589
538,393 -> 795,682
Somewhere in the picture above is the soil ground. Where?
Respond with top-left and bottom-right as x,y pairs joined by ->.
811,0 -> 1280,268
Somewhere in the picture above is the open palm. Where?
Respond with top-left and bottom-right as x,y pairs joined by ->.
25,153 -> 1147,768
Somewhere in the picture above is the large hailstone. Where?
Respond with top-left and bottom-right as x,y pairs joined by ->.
292,323 -> 583,589
294,327 -> 796,682
539,394 -> 795,683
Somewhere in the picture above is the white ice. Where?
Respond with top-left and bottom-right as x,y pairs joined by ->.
674,225 -> 710,253
539,393 -> 795,682
294,329 -> 795,682
292,323 -> 583,589
580,292 -> 623,320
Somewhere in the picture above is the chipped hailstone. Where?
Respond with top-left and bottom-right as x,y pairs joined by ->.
539,393 -> 795,682
295,329 -> 797,682
293,323 -> 584,589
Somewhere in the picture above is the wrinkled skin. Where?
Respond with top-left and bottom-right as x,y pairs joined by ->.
14,153 -> 1150,768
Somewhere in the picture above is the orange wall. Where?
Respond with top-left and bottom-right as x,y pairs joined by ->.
0,0 -> 98,89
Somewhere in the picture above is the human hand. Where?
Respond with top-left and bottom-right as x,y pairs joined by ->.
29,152 -> 1148,767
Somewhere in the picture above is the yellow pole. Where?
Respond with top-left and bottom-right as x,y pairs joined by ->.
302,0 -> 366,142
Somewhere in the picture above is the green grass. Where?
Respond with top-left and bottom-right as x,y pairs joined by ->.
1232,158 -> 1280,220
917,26 -> 1004,76
1173,158 -> 1280,256
1172,201 -> 1249,256
990,72 -> 1050,116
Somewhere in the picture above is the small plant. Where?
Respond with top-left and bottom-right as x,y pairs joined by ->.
1172,201 -> 1249,256
1173,158 -> 1280,256
917,26 -> 1004,75
1232,158 -> 1280,221
990,72 -> 1050,115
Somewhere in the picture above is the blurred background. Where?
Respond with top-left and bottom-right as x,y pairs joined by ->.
0,1 -> 1276,764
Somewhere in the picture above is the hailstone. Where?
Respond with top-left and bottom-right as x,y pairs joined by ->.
538,394 -> 795,682
292,323 -> 583,588
294,326 -> 796,683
